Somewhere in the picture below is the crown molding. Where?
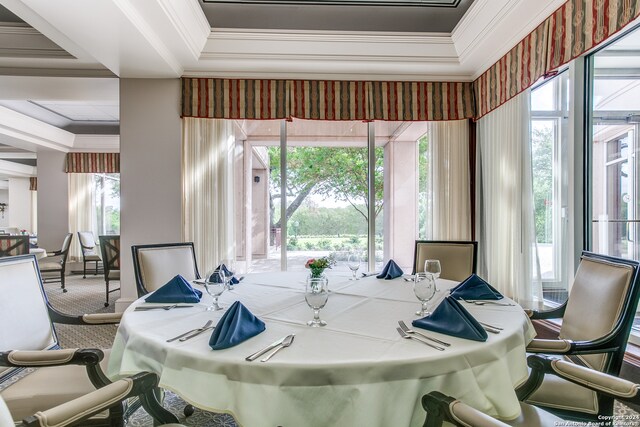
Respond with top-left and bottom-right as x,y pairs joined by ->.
156,0 -> 210,61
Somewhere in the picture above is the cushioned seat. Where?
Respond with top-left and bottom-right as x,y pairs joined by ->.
38,233 -> 72,292
131,242 -> 201,295
412,240 -> 478,281
78,231 -> 102,278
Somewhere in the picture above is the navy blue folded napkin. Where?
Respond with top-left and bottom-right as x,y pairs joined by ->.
376,259 -> 404,280
145,274 -> 202,303
449,274 -> 503,300
208,264 -> 240,285
412,296 -> 488,342
209,301 -> 266,350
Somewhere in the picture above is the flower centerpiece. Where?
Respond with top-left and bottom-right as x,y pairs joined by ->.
305,256 -> 335,278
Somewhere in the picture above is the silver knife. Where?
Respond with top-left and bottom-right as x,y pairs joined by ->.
134,305 -> 194,311
179,326 -> 215,341
245,336 -> 288,362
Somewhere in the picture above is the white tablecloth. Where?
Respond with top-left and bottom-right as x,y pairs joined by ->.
108,272 -> 536,427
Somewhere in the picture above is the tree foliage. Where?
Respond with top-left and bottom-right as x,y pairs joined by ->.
531,125 -> 554,244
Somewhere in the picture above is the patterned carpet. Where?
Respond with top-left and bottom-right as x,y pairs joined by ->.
36,274 -> 640,426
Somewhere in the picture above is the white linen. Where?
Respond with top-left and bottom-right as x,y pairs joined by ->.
108,273 -> 536,427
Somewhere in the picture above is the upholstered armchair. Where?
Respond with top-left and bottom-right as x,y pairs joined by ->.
39,233 -> 72,292
521,251 -> 640,422
0,254 -> 179,426
412,240 -> 478,281
98,235 -> 120,307
0,235 -> 30,257
78,231 -> 102,278
131,242 -> 201,296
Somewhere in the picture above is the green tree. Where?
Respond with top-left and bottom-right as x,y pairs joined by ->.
531,125 -> 554,243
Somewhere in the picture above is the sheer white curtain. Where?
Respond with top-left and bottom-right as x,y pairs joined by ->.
476,91 -> 542,307
68,173 -> 94,261
182,118 -> 235,275
426,120 -> 471,240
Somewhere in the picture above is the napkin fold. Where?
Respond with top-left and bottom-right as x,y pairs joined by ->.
208,264 -> 241,285
145,274 -> 202,303
449,274 -> 503,300
412,296 -> 488,342
376,259 -> 404,280
209,301 -> 266,350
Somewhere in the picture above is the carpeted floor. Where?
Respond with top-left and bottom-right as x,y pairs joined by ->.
40,273 -> 640,427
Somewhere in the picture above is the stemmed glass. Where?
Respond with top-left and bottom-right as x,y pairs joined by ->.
221,258 -> 236,288
305,277 -> 329,327
424,259 -> 441,292
204,268 -> 227,311
413,272 -> 436,317
346,252 -> 361,280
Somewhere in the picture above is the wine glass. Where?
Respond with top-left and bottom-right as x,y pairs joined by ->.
221,258 -> 236,287
204,268 -> 227,311
305,277 -> 329,327
413,272 -> 436,317
346,252 -> 361,280
424,259 -> 441,292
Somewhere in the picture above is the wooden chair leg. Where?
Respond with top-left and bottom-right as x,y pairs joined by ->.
105,279 -> 110,307
94,260 -> 98,275
61,272 -> 67,293
82,260 -> 87,278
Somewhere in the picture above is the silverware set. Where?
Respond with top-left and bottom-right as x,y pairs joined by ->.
166,320 -> 214,342
397,321 -> 450,347
245,334 -> 295,362
396,327 -> 445,351
135,304 -> 194,311
461,299 -> 515,306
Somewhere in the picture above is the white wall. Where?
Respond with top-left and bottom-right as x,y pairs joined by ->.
8,178 -> 32,232
118,78 -> 182,310
0,188 -> 8,228
37,150 -> 68,251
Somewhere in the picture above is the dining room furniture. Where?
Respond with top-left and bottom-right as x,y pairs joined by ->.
29,247 -> 47,260
522,251 -> 640,423
131,242 -> 201,297
99,235 -> 120,307
39,233 -> 72,292
0,254 -> 159,426
0,235 -> 29,257
108,271 -> 536,427
78,231 -> 102,278
412,240 -> 478,281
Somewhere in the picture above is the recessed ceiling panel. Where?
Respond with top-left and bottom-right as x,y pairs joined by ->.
31,100 -> 119,122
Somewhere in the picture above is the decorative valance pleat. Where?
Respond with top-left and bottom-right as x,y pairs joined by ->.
29,177 -> 37,191
290,80 -> 370,120
65,153 -> 120,173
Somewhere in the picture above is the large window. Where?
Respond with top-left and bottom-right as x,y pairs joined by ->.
530,71 -> 570,304
93,173 -> 120,235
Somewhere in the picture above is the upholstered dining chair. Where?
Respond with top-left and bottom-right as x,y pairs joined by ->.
521,251 -> 640,423
131,242 -> 201,297
98,235 -> 120,307
0,235 -> 29,257
0,254 -> 180,426
78,231 -> 102,278
421,354 -> 640,427
39,233 -> 72,292
412,240 -> 478,281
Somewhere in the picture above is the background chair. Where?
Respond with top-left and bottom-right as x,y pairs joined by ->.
99,235 -> 120,307
522,251 -> 640,423
131,242 -> 201,297
412,240 -> 478,281
39,233 -> 72,292
78,231 -> 102,278
0,235 -> 29,257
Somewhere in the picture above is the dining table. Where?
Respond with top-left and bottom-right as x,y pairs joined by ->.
107,271 -> 536,427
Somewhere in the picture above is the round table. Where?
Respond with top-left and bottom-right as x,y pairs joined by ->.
108,272 -> 536,427
29,248 -> 47,259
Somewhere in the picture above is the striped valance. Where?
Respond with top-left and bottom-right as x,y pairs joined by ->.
183,78 -> 475,121
29,177 -> 37,191
65,153 -> 120,173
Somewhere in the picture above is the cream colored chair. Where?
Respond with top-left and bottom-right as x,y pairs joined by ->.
39,233 -> 72,292
412,240 -> 478,281
0,254 -> 155,426
131,242 -> 201,297
98,235 -> 120,307
522,251 -> 640,423
78,231 -> 102,278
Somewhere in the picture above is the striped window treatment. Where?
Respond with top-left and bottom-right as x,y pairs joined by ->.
29,177 -> 37,191
65,153 -> 119,173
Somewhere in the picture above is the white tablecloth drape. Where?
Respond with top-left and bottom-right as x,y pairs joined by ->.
108,272 -> 536,427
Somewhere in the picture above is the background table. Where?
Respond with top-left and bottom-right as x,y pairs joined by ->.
108,272 -> 536,427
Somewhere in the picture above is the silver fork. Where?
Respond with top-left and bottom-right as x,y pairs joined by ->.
461,299 -> 514,306
396,328 -> 445,351
398,321 -> 450,347
166,320 -> 214,342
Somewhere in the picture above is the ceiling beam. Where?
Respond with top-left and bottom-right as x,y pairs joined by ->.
0,158 -> 35,178
0,106 -> 74,152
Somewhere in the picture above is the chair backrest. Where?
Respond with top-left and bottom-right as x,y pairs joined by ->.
559,252 -> 640,376
412,240 -> 478,281
0,255 -> 58,382
0,236 -> 30,257
77,231 -> 97,254
99,235 -> 120,274
131,242 -> 200,296
0,395 -> 13,427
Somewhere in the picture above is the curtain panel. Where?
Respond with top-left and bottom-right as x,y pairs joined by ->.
68,173 -> 94,262
65,153 -> 120,173
29,177 -> 37,191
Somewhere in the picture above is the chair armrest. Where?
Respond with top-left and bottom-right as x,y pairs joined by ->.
0,349 -> 103,368
421,391 -> 509,427
81,312 -> 123,324
525,303 -> 566,320
526,337 -> 620,357
526,338 -> 574,353
22,371 -> 180,427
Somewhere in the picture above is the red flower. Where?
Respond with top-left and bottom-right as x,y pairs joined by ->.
305,259 -> 316,269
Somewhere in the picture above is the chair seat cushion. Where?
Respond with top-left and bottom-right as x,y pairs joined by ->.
108,270 -> 120,280
1,349 -> 111,421
83,254 -> 101,261
504,402 -> 564,426
39,262 -> 62,271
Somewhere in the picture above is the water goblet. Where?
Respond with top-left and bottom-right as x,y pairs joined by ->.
413,272 -> 436,317
204,269 -> 227,311
221,258 -> 236,287
346,252 -> 361,280
305,276 -> 329,327
424,259 -> 442,292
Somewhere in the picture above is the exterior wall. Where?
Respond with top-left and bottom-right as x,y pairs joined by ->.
8,178 -> 33,233
118,78 -> 182,311
37,150 -> 68,251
